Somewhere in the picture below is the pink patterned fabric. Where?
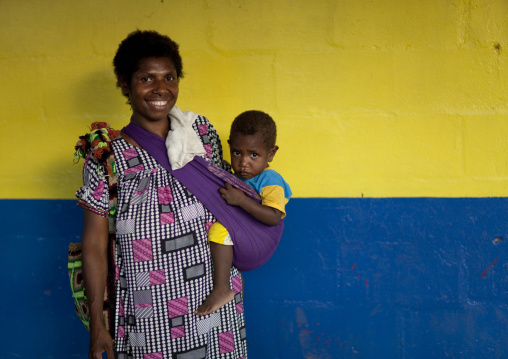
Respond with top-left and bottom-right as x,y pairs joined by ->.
171,326 -> 185,339
236,302 -> 244,314
143,353 -> 163,359
118,297 -> 124,317
157,186 -> 173,204
160,212 -> 174,225
124,164 -> 145,174
219,331 -> 235,353
167,297 -> 188,317
92,181 -> 105,200
205,222 -> 214,233
232,275 -> 242,293
197,124 -> 208,135
203,143 -> 212,158
133,238 -> 152,262
149,270 -> 165,286
123,147 -> 138,160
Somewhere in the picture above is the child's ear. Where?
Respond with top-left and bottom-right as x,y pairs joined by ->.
267,146 -> 279,162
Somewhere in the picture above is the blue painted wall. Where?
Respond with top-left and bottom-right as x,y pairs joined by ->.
1,198 -> 506,359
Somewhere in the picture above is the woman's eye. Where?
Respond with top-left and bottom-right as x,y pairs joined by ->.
166,76 -> 175,82
141,77 -> 152,83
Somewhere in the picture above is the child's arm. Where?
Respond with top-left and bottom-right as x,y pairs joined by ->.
219,183 -> 282,226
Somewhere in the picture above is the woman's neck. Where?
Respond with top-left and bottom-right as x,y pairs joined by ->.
130,116 -> 171,138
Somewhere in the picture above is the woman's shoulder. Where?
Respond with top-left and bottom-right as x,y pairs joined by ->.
73,122 -> 121,177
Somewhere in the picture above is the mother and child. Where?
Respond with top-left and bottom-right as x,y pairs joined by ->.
76,30 -> 291,359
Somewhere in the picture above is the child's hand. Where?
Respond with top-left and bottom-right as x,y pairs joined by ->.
219,183 -> 246,206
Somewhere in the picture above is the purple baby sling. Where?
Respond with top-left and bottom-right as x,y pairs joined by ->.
122,122 -> 284,271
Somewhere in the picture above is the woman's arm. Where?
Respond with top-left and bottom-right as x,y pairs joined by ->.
219,183 -> 282,226
81,209 -> 115,359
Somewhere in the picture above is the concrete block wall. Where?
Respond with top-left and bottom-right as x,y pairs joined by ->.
0,1 -> 506,358
1,0 -> 507,198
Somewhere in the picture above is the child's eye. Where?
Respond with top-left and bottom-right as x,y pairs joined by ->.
251,153 -> 259,158
232,151 -> 240,156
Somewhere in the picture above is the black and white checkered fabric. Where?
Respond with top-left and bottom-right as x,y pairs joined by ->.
77,116 -> 247,359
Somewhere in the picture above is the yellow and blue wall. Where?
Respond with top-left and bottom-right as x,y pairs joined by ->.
1,1 -> 507,358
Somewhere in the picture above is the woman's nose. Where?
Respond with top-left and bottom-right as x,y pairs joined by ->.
153,79 -> 168,93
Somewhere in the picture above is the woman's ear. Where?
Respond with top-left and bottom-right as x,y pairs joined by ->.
267,146 -> 279,162
119,76 -> 129,96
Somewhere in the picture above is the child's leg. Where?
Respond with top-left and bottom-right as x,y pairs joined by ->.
195,243 -> 235,315
195,224 -> 236,315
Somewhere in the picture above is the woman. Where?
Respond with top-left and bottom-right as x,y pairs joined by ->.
76,30 -> 247,359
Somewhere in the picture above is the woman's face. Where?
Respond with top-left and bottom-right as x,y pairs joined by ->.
121,57 -> 179,125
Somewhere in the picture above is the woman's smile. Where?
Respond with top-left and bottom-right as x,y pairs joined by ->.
121,56 -> 179,125
149,100 -> 168,108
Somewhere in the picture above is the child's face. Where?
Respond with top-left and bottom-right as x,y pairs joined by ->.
228,133 -> 278,180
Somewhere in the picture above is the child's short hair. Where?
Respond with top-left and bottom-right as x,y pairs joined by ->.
229,110 -> 277,149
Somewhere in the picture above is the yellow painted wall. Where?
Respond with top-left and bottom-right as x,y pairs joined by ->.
1,0 -> 507,199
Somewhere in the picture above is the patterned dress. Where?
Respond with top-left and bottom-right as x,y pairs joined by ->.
76,116 -> 247,359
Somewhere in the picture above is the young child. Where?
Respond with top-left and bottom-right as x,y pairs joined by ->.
196,110 -> 292,315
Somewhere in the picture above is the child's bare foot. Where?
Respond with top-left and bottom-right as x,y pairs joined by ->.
195,287 -> 235,315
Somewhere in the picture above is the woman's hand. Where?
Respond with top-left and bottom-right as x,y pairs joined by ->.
219,183 -> 246,206
89,325 -> 114,359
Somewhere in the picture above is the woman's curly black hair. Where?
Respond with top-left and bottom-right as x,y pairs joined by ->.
113,30 -> 184,96
229,110 -> 277,150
